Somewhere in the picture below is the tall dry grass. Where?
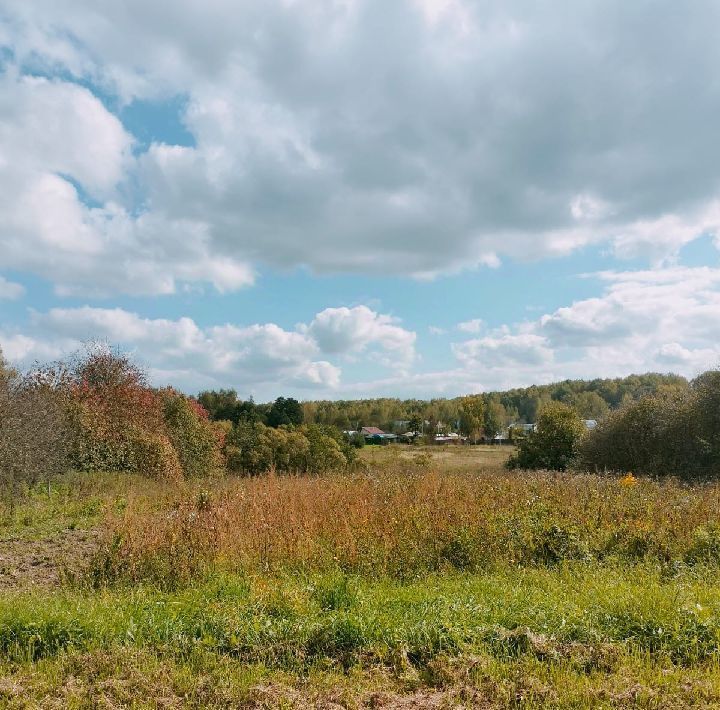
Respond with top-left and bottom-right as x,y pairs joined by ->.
88,460 -> 720,588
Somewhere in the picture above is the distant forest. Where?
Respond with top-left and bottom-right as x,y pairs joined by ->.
199,373 -> 688,435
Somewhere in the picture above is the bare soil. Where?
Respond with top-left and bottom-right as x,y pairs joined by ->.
0,529 -> 99,589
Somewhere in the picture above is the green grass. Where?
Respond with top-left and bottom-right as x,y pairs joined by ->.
3,566 -> 720,706
3,565 -> 720,666
0,473 -> 167,541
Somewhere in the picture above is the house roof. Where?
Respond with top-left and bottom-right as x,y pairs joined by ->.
361,426 -> 385,435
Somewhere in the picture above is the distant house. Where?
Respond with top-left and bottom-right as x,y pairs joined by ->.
434,432 -> 464,444
489,430 -> 512,445
361,426 -> 398,445
508,423 -> 536,436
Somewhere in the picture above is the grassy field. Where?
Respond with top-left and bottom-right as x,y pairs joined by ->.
3,446 -> 720,707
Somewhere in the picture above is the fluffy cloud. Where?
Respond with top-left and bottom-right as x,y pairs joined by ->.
3,266 -> 719,398
2,303 -> 416,396
0,72 -> 255,296
448,266 -> 720,392
457,318 -> 483,334
3,1 -> 720,294
306,306 -> 416,367
540,268 -> 720,352
22,307 -> 336,393
453,333 -> 554,369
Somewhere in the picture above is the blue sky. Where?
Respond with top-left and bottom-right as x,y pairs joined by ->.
1,1 -> 720,400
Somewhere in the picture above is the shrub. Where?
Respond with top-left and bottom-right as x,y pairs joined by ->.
0,351 -> 71,505
66,346 -> 166,476
225,422 -> 275,474
507,402 -> 586,471
579,370 -> 720,478
304,425 -> 352,471
225,421 -> 351,475
61,346 -> 223,481
160,390 -> 224,478
128,430 -> 183,483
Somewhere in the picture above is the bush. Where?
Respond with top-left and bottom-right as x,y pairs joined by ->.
578,370 -> 720,478
160,390 -> 224,478
225,421 -> 351,474
128,430 -> 183,483
225,422 -> 275,474
63,346 -> 222,481
66,346 -> 166,476
0,351 -> 71,504
507,402 -> 586,471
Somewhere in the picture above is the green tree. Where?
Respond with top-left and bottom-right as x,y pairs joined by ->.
507,402 -> 586,471
567,391 -> 609,420
459,394 -> 484,444
483,397 -> 506,438
197,389 -> 238,421
578,370 -> 720,479
408,414 -> 423,435
267,397 -> 304,428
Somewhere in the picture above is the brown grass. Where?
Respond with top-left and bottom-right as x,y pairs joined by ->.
88,451 -> 720,587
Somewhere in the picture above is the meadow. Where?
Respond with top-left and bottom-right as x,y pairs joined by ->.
3,446 -> 720,707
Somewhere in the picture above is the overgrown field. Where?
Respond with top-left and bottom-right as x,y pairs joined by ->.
4,447 -> 720,708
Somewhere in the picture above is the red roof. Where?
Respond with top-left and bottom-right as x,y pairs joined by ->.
361,426 -> 385,435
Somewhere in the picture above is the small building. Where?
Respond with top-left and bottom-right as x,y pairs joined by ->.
434,432 -> 464,444
583,419 -> 598,430
361,426 -> 398,445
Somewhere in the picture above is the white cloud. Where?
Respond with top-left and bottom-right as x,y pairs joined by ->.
3,303 -> 417,397
22,306 -> 337,393
0,72 -> 255,296
541,267 -> 720,350
0,277 -> 25,300
2,2 -> 720,293
306,306 -> 416,366
457,318 -> 483,334
446,266 -> 720,393
4,266 -> 720,398
453,333 -> 553,368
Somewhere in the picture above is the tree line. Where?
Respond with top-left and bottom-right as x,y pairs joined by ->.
0,346 -> 358,505
3,341 -> 713,487
197,372 -> 688,437
508,370 -> 720,479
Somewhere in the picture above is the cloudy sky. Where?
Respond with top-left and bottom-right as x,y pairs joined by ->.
1,0 -> 719,400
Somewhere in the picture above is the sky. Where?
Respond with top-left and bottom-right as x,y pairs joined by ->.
1,0 -> 720,401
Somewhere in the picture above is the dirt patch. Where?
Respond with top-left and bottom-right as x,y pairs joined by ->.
0,529 -> 99,589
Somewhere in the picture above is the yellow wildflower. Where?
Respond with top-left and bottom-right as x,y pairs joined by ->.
620,472 -> 637,487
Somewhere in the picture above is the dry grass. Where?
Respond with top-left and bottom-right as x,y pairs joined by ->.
88,449 -> 720,587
